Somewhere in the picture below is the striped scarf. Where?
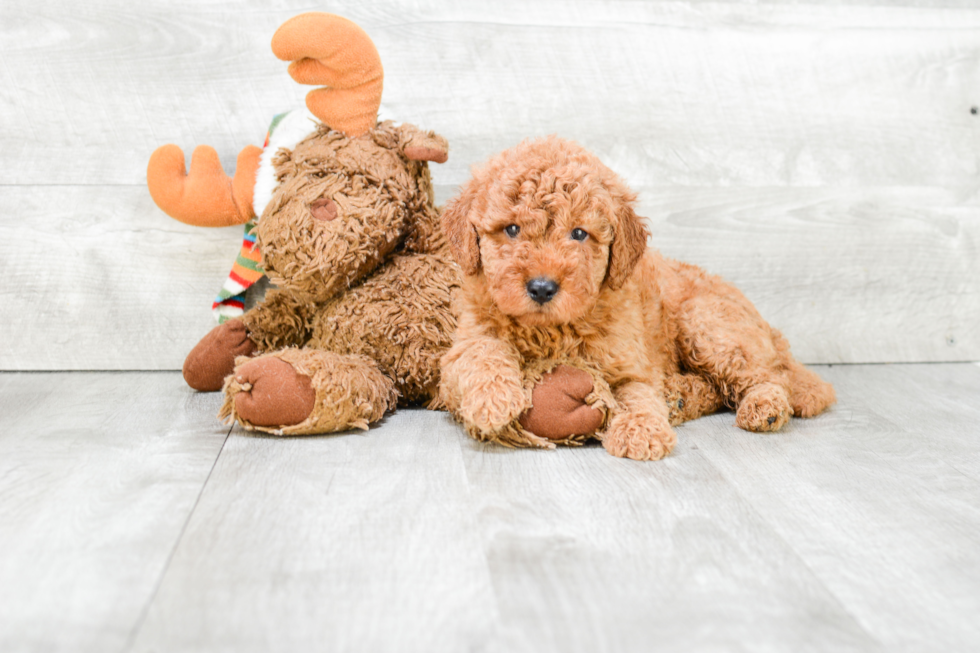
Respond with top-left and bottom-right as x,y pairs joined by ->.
210,110 -> 318,323
212,221 -> 263,323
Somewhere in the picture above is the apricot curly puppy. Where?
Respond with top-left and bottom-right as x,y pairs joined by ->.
439,136 -> 835,461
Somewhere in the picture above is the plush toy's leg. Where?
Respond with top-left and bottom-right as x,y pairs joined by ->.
219,349 -> 398,435
183,286 -> 316,392
518,365 -> 606,440
183,318 -> 257,391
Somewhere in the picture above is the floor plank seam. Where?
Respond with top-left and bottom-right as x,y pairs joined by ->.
688,446 -> 886,649
452,432 -> 509,639
121,424 -> 234,653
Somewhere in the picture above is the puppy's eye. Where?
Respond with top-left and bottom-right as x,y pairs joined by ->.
504,224 -> 521,238
570,228 -> 589,241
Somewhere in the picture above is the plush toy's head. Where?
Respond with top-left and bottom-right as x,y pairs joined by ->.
258,120 -> 448,302
147,12 -> 450,306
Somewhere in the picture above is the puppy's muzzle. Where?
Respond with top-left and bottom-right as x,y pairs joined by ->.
526,277 -> 559,304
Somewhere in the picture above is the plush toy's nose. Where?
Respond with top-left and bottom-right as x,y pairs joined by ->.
311,198 -> 338,221
526,277 -> 559,304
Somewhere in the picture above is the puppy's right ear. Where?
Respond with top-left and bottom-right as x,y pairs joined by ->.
441,183 -> 481,276
605,203 -> 649,290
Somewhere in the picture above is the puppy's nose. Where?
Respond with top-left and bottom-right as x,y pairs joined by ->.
526,277 -> 559,304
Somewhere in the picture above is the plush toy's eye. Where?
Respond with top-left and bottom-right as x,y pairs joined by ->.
504,224 -> 521,238
570,228 -> 589,241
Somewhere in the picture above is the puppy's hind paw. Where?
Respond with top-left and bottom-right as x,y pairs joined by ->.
736,383 -> 791,432
602,412 -> 676,461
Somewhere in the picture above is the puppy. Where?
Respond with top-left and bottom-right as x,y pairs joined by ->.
439,136 -> 835,461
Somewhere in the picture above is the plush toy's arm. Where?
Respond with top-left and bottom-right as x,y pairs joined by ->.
147,144 -> 261,227
487,360 -> 614,449
439,331 -> 614,449
239,288 -> 315,352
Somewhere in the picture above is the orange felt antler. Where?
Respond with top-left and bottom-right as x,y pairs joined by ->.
271,13 -> 383,137
147,144 -> 262,227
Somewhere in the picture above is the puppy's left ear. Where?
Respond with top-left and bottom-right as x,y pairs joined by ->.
441,180 -> 481,276
604,204 -> 649,290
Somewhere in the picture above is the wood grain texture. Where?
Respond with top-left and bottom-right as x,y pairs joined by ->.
3,365 -> 979,651
0,372 -> 229,653
3,184 -> 976,369
688,363 -> 980,652
124,364 -> 980,651
457,428 -> 881,653
0,186 -> 247,370
128,409 -> 498,653
126,406 -> 884,653
642,186 -> 980,364
0,1 -> 978,187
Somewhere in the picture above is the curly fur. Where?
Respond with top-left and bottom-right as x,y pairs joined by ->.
256,121 -> 447,304
221,121 -> 459,434
439,136 -> 835,460
453,357 -> 618,450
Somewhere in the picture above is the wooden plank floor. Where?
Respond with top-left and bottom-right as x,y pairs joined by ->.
2,364 -> 978,652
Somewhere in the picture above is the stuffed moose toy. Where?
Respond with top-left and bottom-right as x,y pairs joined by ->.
146,12 -> 713,443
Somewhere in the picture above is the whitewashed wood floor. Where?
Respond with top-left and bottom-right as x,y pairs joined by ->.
1,364 -> 978,653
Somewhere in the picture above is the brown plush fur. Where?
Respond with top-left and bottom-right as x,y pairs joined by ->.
168,13 -> 474,436
254,121 -> 448,305
212,120 -> 460,435
220,349 -> 397,434
439,136 -> 835,460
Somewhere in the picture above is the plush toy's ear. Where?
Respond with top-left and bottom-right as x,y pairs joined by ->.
441,182 -> 481,276
397,124 -> 449,163
271,13 -> 383,137
604,204 -> 649,290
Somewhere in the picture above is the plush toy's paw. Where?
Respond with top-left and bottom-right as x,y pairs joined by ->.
602,411 -> 676,461
736,382 -> 792,432
183,319 -> 257,391
519,365 -> 604,440
459,378 -> 527,435
230,357 -> 316,428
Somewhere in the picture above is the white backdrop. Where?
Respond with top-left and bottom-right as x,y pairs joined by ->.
2,0 -> 978,368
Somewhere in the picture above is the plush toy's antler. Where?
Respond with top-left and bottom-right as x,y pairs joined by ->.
271,13 -> 383,137
147,144 -> 261,227
147,12 -> 382,226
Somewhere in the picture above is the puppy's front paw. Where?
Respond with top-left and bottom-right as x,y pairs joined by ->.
459,379 -> 527,435
602,411 -> 676,461
736,382 -> 791,432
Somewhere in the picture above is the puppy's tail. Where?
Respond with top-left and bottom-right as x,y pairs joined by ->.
773,329 -> 836,418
